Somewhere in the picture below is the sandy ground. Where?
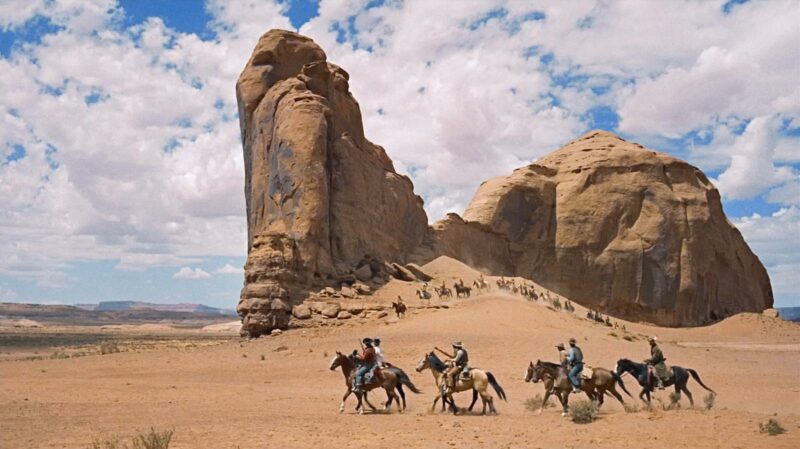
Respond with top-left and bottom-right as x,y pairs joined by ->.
1,258 -> 799,449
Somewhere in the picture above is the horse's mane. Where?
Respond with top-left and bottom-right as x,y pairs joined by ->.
538,361 -> 561,370
427,352 -> 447,372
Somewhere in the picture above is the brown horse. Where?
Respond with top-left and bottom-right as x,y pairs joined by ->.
329,351 -> 419,413
391,301 -> 407,318
528,360 -> 630,415
453,283 -> 471,298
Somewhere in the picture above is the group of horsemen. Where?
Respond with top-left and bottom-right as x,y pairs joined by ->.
352,335 -> 669,393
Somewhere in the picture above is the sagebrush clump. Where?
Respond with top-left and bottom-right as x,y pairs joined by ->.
90,428 -> 173,449
569,400 -> 599,424
759,419 -> 785,436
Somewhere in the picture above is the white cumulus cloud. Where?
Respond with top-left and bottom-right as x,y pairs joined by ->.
215,263 -> 243,275
172,267 -> 211,280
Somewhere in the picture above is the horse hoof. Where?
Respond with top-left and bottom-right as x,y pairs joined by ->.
561,412 -> 568,417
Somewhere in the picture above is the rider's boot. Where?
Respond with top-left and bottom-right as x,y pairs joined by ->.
656,378 -> 665,390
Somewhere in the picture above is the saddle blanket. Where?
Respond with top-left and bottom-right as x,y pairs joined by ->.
580,366 -> 593,380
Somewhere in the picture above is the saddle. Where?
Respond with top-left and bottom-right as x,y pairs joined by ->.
364,367 -> 382,384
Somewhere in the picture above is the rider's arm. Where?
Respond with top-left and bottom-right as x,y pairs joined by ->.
434,347 -> 454,358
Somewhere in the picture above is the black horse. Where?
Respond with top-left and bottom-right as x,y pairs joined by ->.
615,358 -> 715,406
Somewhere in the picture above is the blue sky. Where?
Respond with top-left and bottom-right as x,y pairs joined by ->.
0,0 -> 798,309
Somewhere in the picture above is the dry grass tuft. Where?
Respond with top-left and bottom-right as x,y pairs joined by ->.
524,394 -> 554,412
90,428 -> 173,449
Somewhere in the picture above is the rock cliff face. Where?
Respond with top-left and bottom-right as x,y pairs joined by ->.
426,131 -> 773,325
235,30 -> 427,336
236,30 -> 772,333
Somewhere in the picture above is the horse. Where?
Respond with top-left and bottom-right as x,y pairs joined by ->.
329,351 -> 420,414
527,360 -> 630,415
615,358 -> 715,406
416,352 -> 506,415
472,279 -> 489,292
453,283 -> 471,298
434,287 -> 452,299
415,289 -> 431,300
391,301 -> 407,318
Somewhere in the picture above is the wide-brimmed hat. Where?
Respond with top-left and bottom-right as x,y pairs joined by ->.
555,343 -> 565,350
451,341 -> 464,348
362,337 -> 373,344
373,337 -> 381,344
568,338 -> 577,345
648,336 -> 657,343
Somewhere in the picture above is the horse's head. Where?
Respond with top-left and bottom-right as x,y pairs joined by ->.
416,352 -> 432,373
615,358 -> 634,376
329,351 -> 346,371
531,360 -> 549,383
524,361 -> 536,382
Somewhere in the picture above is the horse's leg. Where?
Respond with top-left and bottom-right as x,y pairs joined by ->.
680,380 -> 694,407
363,391 -> 377,411
638,388 -> 648,404
340,388 -> 352,413
560,391 -> 570,416
538,388 -> 553,415
608,385 -> 625,406
397,384 -> 406,411
468,389 -> 479,412
355,392 -> 363,414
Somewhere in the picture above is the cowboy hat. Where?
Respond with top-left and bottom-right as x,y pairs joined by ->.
451,341 -> 464,348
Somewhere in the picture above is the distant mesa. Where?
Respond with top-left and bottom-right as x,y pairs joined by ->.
235,29 -> 773,337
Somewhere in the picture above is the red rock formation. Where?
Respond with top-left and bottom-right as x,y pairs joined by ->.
425,131 -> 773,325
236,30 -> 427,337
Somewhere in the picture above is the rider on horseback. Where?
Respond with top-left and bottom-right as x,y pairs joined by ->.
567,338 -> 584,393
645,336 -> 667,390
373,337 -> 385,368
353,337 -> 377,393
435,341 -> 469,393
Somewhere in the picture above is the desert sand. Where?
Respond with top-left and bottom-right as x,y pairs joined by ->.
1,257 -> 798,449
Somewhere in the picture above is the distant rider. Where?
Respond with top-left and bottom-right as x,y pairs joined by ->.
566,338 -> 584,393
644,336 -> 667,390
435,341 -> 469,393
353,337 -> 377,393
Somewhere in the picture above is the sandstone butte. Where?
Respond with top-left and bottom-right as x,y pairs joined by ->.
234,29 -> 773,337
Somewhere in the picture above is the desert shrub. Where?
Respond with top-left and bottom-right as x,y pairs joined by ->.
569,400 -> 599,424
622,335 -> 635,342
524,394 -> 554,412
703,392 -> 716,411
608,332 -> 618,338
759,419 -> 785,436
100,342 -> 120,355
90,428 -> 173,449
131,428 -> 173,449
260,354 -> 265,361
50,351 -> 70,359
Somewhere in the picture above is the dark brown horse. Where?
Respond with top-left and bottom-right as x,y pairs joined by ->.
329,351 -> 420,413
527,360 -> 630,414
615,358 -> 714,406
391,301 -> 407,318
453,283 -> 471,298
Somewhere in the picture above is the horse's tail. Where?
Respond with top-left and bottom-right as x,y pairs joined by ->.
612,371 -> 633,397
687,368 -> 715,394
486,372 -> 507,401
391,367 -> 422,394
